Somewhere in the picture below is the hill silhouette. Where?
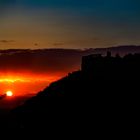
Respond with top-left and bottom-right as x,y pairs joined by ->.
5,51 -> 140,134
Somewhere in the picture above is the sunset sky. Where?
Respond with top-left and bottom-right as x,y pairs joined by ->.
1,0 -> 140,49
1,0 -> 140,108
0,0 -> 140,109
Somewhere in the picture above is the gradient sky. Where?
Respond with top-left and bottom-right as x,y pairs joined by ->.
0,0 -> 140,49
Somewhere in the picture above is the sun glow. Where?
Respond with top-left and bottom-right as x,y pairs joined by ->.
0,72 -> 61,97
0,72 -> 63,109
0,72 -> 60,83
6,91 -> 13,97
0,78 -> 26,83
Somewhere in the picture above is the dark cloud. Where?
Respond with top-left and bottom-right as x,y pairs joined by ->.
0,40 -> 15,43
0,49 -> 94,75
0,46 -> 140,75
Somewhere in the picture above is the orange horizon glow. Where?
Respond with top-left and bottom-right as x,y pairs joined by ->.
0,72 -> 60,83
0,71 -> 62,97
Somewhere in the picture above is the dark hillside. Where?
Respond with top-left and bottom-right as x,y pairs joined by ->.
8,52 -> 139,133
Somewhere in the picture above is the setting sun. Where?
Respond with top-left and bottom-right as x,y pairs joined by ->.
0,72 -> 61,96
6,91 -> 13,97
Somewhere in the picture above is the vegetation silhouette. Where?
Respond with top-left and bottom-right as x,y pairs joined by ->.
0,94 -> 6,100
7,52 -> 139,133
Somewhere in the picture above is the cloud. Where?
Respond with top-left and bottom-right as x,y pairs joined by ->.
0,40 -> 15,43
0,46 -> 140,76
0,49 -> 95,75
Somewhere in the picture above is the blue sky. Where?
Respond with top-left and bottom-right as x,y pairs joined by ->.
0,0 -> 140,49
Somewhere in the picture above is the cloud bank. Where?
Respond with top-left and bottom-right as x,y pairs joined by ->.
1,46 -> 140,75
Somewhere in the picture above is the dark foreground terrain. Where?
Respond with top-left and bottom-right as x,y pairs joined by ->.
1,52 -> 139,136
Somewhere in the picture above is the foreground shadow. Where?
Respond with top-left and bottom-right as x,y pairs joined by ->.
6,52 -> 140,134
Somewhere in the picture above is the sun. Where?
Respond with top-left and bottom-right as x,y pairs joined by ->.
6,91 -> 13,97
